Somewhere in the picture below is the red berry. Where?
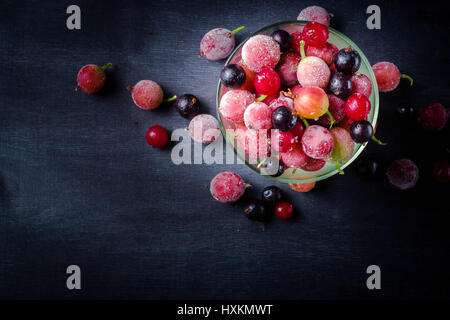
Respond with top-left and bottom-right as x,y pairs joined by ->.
306,42 -> 338,65
289,182 -> 315,192
301,157 -> 326,171
274,201 -> 293,220
432,160 -> 449,183
77,64 -> 109,94
344,93 -> 371,120
290,121 -> 305,139
254,68 -> 281,96
145,125 -> 169,148
210,172 -> 246,203
417,103 -> 448,131
302,22 -> 329,47
291,31 -> 308,56
271,130 -> 298,153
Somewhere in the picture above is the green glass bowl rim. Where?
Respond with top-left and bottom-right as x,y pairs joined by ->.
215,20 -> 379,184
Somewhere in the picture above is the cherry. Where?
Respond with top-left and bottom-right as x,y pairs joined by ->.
301,22 -> 329,47
344,93 -> 371,120
254,68 -> 281,96
274,201 -> 293,220
146,125 -> 169,148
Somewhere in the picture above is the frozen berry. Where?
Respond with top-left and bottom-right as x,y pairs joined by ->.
244,102 -> 272,130
316,94 -> 345,126
145,125 -> 168,148
77,63 -> 112,94
269,95 -> 295,112
328,72 -> 352,98
220,64 -> 246,88
261,157 -> 285,177
271,129 -> 298,153
350,73 -> 372,97
301,157 -> 326,171
210,172 -> 246,203
272,106 -> 297,132
290,121 -> 305,139
294,86 -> 329,119
290,31 -> 307,56
281,144 -> 309,168
306,42 -> 338,65
219,89 -> 254,123
244,199 -> 272,221
130,80 -> 164,110
417,103 -> 448,131
175,94 -> 200,119
254,68 -> 281,96
386,159 -> 419,190
297,41 -> 330,88
188,114 -> 220,143
330,127 -> 354,164
301,125 -> 334,159
344,93 -> 371,120
297,5 -> 331,26
334,46 -> 361,75
372,61 -> 413,92
302,22 -> 329,47
271,29 -> 291,52
274,201 -> 293,220
255,92 -> 278,105
432,160 -> 449,183
289,182 -> 315,192
242,35 -> 281,73
200,26 -> 244,61
275,52 -> 301,87
291,83 -> 303,96
262,185 -> 283,206
237,127 -> 271,160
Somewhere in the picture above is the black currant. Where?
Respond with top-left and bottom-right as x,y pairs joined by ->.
244,199 -> 273,221
350,120 -> 373,143
175,94 -> 200,119
328,72 -> 352,98
262,185 -> 283,206
333,46 -> 361,74
272,106 -> 297,132
271,29 -> 291,52
356,157 -> 381,180
220,64 -> 246,88
261,157 -> 285,177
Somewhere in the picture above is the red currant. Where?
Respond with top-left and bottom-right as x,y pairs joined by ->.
291,31 -> 308,56
146,125 -> 169,148
254,68 -> 281,96
301,22 -> 329,47
344,93 -> 371,120
274,201 -> 293,220
271,130 -> 298,153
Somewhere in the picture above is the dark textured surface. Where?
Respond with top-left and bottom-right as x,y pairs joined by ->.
0,0 -> 449,299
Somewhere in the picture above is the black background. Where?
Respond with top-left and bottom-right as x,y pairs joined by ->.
0,0 -> 449,300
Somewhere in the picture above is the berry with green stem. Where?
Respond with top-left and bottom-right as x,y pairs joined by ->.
76,63 -> 112,94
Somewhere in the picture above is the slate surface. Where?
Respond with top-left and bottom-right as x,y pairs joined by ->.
0,0 -> 448,299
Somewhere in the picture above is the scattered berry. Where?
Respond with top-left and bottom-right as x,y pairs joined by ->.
271,29 -> 291,52
244,199 -> 272,221
344,93 -> 371,120
262,185 -> 283,206
77,63 -> 112,94
145,125 -> 169,148
219,89 -> 254,123
356,157 -> 381,180
294,86 -> 329,119
334,46 -> 361,74
386,159 -> 419,190
417,103 -> 448,131
330,127 -> 354,164
271,130 -> 298,153
242,35 -> 281,72
302,22 -> 329,47
175,94 -> 200,119
188,114 -> 220,143
297,5 -> 331,26
301,125 -> 334,159
275,52 -> 301,87
306,42 -> 338,65
244,102 -> 272,130
272,106 -> 297,131
289,182 -> 315,192
210,172 -> 246,203
328,72 -> 352,98
432,160 -> 449,183
130,80 -> 164,110
200,26 -> 244,61
274,201 -> 293,220
350,73 -> 372,97
254,68 -> 281,96
220,64 -> 246,88
280,144 -> 309,168
372,61 -> 413,92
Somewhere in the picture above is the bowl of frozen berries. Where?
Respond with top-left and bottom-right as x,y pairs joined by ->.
217,21 -> 381,184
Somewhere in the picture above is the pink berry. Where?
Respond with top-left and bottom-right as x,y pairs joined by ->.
77,63 -> 111,94
290,121 -> 305,139
344,93 -> 371,120
301,125 -> 334,159
316,94 -> 346,126
254,68 -> 281,95
274,201 -> 293,220
350,73 -> 372,97
242,35 -> 281,73
306,42 -> 337,65
131,80 -> 164,110
237,127 -> 271,159
291,84 -> 303,96
281,144 -> 309,168
432,160 -> 449,183
210,172 -> 246,203
330,127 -> 354,164
271,129 -> 298,153
188,114 -> 221,143
301,157 -> 326,171
297,6 -> 331,26
386,159 -> 419,190
145,125 -> 168,148
268,95 -> 295,112
417,103 -> 448,131
372,61 -> 413,92
275,52 -> 301,87
200,28 -> 234,61
339,115 -> 356,131
219,89 -> 254,123
297,56 -> 330,88
244,102 -> 272,130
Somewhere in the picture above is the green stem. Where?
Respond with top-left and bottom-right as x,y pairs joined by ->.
231,26 -> 245,35
335,163 -> 344,175
257,157 -> 267,169
371,135 -> 387,146
292,168 -> 297,174
163,94 -> 177,103
326,110 -> 335,129
299,116 -> 309,128
100,63 -> 113,71
300,40 -> 306,59
400,74 -> 413,86
255,94 -> 267,102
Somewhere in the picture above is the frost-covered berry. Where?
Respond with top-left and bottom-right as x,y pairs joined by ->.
386,159 -> 419,190
297,6 -> 331,26
316,94 -> 346,126
188,114 -> 221,143
77,63 -> 112,94
330,127 -> 354,164
219,89 -> 254,123
350,73 -> 372,97
130,80 -> 164,110
372,61 -> 413,92
280,144 -> 309,168
301,125 -> 334,159
417,103 -> 448,131
297,55 -> 330,88
237,127 -> 271,159
210,172 -> 246,203
242,35 -> 281,72
244,102 -> 272,130
275,52 -> 301,87
306,42 -> 337,65
200,26 -> 244,61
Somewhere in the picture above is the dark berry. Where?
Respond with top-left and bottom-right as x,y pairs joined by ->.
261,157 -> 285,177
328,72 -> 352,98
274,201 -> 293,220
145,125 -> 169,148
175,94 -> 200,119
262,185 -> 283,206
417,103 -> 448,131
272,106 -> 297,132
350,120 -> 373,143
432,160 -> 449,183
271,29 -> 291,52
333,46 -> 361,74
220,64 -> 246,88
244,199 -> 272,221
356,157 -> 380,180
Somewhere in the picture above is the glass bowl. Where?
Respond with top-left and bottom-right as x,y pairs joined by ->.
216,21 -> 379,184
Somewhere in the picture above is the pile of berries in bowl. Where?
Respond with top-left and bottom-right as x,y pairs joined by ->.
217,21 -> 382,184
